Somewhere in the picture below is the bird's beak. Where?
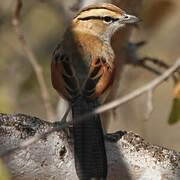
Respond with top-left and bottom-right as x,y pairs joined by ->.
122,14 -> 140,24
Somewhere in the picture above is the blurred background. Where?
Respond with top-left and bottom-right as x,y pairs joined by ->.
0,0 -> 180,150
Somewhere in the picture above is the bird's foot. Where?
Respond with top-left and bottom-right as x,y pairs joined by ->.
105,131 -> 127,142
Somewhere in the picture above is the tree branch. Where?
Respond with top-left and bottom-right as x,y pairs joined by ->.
0,58 -> 179,158
0,107 -> 70,157
93,58 -> 180,115
12,0 -> 55,121
0,113 -> 179,179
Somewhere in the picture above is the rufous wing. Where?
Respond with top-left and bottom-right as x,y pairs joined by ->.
51,44 -> 79,101
83,57 -> 115,100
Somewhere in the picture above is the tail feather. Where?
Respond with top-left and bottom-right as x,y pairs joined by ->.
72,96 -> 107,179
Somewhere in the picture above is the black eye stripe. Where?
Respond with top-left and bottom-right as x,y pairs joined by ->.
103,16 -> 119,22
103,16 -> 112,22
78,16 -> 119,22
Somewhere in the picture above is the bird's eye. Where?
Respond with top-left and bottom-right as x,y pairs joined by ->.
124,15 -> 129,19
103,16 -> 113,23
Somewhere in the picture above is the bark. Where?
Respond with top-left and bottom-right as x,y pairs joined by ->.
0,113 -> 179,180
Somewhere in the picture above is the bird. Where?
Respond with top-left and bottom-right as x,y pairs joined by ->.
51,3 -> 139,180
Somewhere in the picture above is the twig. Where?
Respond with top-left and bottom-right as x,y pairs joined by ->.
12,0 -> 55,121
1,59 -> 180,158
125,42 -> 177,80
94,59 -> 180,115
145,90 -> 153,120
1,113 -> 179,179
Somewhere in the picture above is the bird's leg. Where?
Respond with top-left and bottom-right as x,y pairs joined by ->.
105,131 -> 127,142
61,106 -> 71,123
55,105 -> 71,137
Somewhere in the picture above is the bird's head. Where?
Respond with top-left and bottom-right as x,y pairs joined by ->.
73,3 -> 139,41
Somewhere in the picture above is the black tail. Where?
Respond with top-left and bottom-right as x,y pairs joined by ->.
72,96 -> 107,180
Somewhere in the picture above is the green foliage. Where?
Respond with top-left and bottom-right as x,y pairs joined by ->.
168,98 -> 180,125
0,159 -> 10,180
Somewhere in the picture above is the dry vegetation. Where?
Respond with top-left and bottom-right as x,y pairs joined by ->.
0,0 -> 180,152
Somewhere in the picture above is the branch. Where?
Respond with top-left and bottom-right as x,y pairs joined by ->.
12,0 -> 55,121
93,58 -> 180,115
0,113 -> 179,179
1,58 -> 179,158
0,107 -> 70,157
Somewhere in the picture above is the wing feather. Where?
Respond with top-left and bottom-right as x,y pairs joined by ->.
83,57 -> 114,100
51,44 -> 79,100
